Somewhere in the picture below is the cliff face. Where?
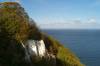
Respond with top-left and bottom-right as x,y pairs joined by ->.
0,2 -> 84,66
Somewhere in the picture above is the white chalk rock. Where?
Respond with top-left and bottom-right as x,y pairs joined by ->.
25,40 -> 46,57
37,40 -> 46,57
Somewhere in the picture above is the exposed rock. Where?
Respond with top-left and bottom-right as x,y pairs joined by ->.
24,40 -> 46,61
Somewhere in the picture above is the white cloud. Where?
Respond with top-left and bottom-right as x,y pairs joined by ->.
87,18 -> 96,24
38,19 -> 100,29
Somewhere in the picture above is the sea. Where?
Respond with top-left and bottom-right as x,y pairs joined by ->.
42,29 -> 100,66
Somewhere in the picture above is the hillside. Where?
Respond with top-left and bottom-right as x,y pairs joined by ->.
0,2 -> 84,66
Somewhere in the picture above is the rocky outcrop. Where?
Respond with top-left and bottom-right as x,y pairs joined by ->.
24,40 -> 46,61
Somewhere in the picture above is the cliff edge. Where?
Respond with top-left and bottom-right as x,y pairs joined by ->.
0,2 -> 84,66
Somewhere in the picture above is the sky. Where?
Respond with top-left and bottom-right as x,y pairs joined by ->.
0,0 -> 100,29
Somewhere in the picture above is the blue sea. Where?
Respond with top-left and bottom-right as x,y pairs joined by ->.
42,29 -> 100,66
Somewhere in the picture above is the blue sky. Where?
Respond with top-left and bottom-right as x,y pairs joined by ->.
0,0 -> 100,29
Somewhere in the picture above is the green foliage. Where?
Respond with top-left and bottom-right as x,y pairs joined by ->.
0,3 -> 29,41
0,2 -> 41,66
57,46 -> 84,66
0,2 -> 42,42
43,34 -> 60,55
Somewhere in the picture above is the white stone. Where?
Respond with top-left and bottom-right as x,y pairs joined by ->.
37,40 -> 46,57
25,40 -> 46,58
27,40 -> 38,56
